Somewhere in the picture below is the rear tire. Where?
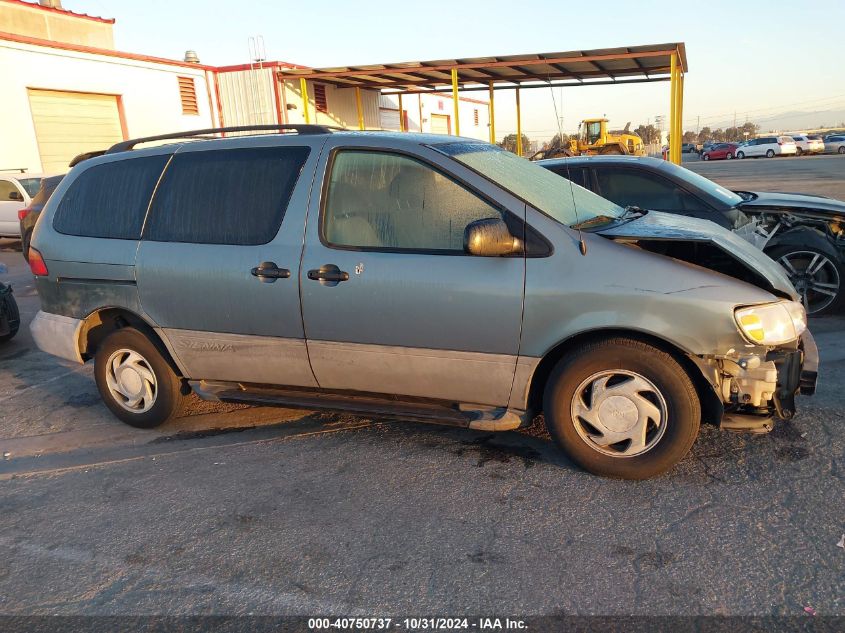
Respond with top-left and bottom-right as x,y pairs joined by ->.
702,154 -> 710,161
796,147 -> 803,156
737,151 -> 745,159
838,146 -> 845,154
0,290 -> 20,343
726,152 -> 733,159
543,338 -> 701,479
766,149 -> 775,158
94,327 -> 186,428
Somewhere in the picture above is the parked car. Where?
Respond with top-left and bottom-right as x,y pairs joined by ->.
701,141 -> 718,152
791,135 -> 824,156
19,175 -> 63,261
539,155 -> 845,314
0,171 -> 45,239
824,135 -> 845,154
681,143 -> 698,154
28,125 -> 816,479
0,263 -> 20,344
735,136 -> 798,158
701,143 -> 738,161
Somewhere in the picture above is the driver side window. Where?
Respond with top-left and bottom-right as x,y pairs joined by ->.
594,167 -> 709,213
322,151 -> 504,252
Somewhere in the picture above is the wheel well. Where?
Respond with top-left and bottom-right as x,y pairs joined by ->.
526,329 -> 723,425
78,308 -> 182,375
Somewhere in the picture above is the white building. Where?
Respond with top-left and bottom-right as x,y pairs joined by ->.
0,0 -> 490,174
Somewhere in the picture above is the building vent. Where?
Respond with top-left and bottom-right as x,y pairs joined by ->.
184,50 -> 200,64
39,0 -> 63,8
314,84 -> 328,114
473,109 -> 479,126
177,76 -> 199,115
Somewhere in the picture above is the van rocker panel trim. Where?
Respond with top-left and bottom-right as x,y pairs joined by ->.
306,340 -> 524,407
161,329 -> 318,388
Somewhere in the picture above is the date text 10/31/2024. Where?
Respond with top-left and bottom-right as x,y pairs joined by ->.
308,618 -> 528,630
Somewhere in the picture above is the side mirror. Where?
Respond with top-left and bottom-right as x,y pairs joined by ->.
8,191 -> 23,201
464,218 -> 522,257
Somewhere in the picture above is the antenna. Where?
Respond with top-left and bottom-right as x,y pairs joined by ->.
548,79 -> 587,256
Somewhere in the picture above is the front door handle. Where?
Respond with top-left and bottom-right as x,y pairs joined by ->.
307,264 -> 349,286
251,261 -> 290,283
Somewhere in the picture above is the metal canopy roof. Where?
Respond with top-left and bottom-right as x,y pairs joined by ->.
276,43 -> 687,91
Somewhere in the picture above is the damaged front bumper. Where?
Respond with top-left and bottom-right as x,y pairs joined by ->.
696,330 -> 818,433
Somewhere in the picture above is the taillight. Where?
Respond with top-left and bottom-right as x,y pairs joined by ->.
28,247 -> 48,276
18,208 -> 31,222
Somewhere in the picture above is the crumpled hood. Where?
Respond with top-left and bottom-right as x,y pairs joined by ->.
595,211 -> 798,300
739,191 -> 845,217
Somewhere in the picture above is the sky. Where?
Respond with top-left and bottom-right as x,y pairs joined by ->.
63,0 -> 845,141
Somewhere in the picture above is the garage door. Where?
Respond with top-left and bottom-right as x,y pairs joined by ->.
28,89 -> 124,173
430,114 -> 450,135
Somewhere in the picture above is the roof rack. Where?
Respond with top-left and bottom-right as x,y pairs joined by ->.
106,124 -> 343,154
0,167 -> 28,173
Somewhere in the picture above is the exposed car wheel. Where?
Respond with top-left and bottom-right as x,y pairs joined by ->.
0,290 -> 20,343
543,338 -> 701,480
726,153 -> 733,159
94,327 -> 186,428
737,151 -> 745,159
769,247 -> 844,315
796,147 -> 803,156
702,154 -> 710,161
839,146 -> 845,154
766,149 -> 776,158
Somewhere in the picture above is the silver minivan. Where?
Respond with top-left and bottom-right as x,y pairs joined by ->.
28,126 -> 818,479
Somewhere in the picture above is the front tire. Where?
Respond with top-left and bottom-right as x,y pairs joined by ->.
838,146 -> 845,154
737,151 -> 745,159
543,338 -> 701,479
766,149 -> 775,158
94,328 -> 186,428
726,152 -> 733,159
768,245 -> 844,315
703,154 -> 710,161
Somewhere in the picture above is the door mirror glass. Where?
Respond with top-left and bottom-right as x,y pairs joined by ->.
464,218 -> 522,257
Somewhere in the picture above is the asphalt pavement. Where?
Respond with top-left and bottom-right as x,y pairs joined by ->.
0,154 -> 844,622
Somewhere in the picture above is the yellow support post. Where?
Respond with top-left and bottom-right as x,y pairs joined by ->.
488,81 -> 495,144
355,87 -> 365,130
678,72 -> 685,164
515,87 -> 522,157
451,68 -> 460,136
398,93 -> 405,132
669,54 -> 677,164
300,78 -> 310,124
418,95 -> 423,133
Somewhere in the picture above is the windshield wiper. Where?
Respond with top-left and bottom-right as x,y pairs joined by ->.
623,205 -> 647,217
570,215 -> 619,230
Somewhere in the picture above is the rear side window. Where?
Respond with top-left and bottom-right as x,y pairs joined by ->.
53,156 -> 168,239
146,146 -> 309,245
549,165 -> 590,189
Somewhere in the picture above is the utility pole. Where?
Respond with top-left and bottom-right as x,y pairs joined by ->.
697,115 -> 700,134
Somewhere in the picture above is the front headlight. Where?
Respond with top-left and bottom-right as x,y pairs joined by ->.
734,301 -> 807,346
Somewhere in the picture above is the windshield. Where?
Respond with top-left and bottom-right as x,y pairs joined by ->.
432,142 -> 623,227
658,161 -> 744,207
18,178 -> 41,198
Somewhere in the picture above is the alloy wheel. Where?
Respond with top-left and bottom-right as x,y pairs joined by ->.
778,251 -> 841,314
570,370 -> 668,458
105,348 -> 158,413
